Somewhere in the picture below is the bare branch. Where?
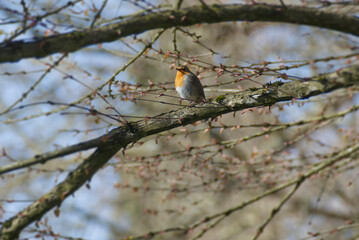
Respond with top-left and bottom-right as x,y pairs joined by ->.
1,4 -> 359,63
1,64 -> 358,176
1,63 -> 359,238
128,142 -> 359,240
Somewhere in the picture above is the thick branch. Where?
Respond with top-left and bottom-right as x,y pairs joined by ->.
1,65 -> 359,239
1,4 -> 359,63
1,65 -> 359,177
0,144 -> 123,240
0,137 -> 102,175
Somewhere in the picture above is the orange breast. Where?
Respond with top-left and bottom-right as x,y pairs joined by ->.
175,71 -> 185,88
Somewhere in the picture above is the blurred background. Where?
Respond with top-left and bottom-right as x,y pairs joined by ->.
0,0 -> 359,239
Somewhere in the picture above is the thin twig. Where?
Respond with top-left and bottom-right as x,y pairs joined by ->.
90,0 -> 108,29
126,143 -> 359,240
0,53 -> 68,115
0,29 -> 166,124
1,0 -> 82,45
175,0 -> 184,10
252,181 -> 301,240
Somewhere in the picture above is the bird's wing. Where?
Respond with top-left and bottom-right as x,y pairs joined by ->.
189,74 -> 206,100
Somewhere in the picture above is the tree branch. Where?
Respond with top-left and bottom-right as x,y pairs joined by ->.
1,63 -> 359,238
1,64 -> 359,176
0,144 -> 123,240
252,182 -> 301,240
1,4 -> 359,63
0,137 -> 102,175
124,142 -> 359,240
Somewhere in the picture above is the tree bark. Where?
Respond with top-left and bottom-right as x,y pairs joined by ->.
1,4 -> 359,63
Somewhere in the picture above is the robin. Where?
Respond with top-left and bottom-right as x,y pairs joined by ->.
175,66 -> 206,105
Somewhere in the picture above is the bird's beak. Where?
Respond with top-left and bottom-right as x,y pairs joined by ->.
176,67 -> 180,70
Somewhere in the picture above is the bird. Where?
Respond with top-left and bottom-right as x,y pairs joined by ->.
175,66 -> 206,105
